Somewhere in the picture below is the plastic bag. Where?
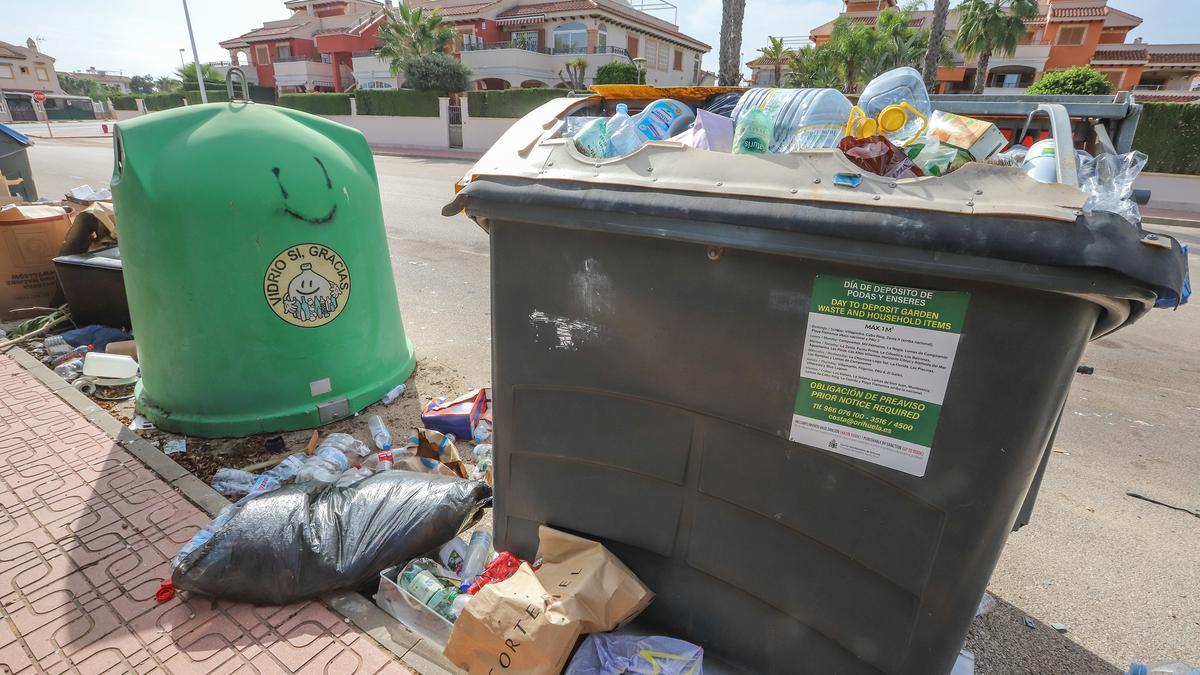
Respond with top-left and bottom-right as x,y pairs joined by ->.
172,471 -> 491,605
905,136 -> 963,177
671,109 -> 734,153
565,634 -> 704,675
1079,150 -> 1148,225
837,135 -> 924,179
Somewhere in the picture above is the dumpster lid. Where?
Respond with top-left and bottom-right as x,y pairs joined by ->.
0,122 -> 32,147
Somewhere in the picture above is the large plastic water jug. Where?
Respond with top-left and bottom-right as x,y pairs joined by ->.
113,102 -> 416,437
859,67 -> 931,146
608,99 -> 694,156
732,88 -> 852,152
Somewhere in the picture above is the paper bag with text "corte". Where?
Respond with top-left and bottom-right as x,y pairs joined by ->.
443,527 -> 655,674
444,563 -> 581,674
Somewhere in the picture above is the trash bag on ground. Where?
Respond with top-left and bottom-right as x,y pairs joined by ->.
172,471 -> 491,605
838,135 -> 924,179
564,634 -> 704,675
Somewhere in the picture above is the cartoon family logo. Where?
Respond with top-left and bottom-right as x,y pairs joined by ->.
263,243 -> 351,327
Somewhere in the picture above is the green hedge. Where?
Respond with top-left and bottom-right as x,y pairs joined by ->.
356,89 -> 440,117
111,96 -> 139,111
278,93 -> 351,115
1133,102 -> 1200,175
185,89 -> 230,105
143,92 -> 189,112
467,88 -> 564,118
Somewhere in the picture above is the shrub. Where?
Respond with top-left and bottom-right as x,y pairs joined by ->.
594,62 -> 643,85
185,89 -> 230,105
143,92 -> 188,111
1027,66 -> 1114,96
467,88 -> 565,118
1132,102 -> 1200,175
356,89 -> 441,116
111,96 -> 139,111
278,93 -> 352,115
402,53 -> 472,93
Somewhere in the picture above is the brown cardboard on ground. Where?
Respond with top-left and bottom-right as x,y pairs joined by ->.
0,205 -> 71,318
105,340 -> 137,359
443,527 -> 654,674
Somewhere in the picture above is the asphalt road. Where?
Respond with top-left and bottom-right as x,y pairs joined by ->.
22,134 -> 1200,673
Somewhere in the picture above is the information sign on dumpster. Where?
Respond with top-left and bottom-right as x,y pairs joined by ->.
791,275 -> 969,477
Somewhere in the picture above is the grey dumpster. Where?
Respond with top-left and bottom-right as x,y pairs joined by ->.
0,122 -> 36,201
444,93 -> 1188,675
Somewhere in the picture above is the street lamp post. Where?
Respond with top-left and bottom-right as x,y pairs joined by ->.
181,0 -> 208,104
632,57 -> 647,85
178,49 -> 186,67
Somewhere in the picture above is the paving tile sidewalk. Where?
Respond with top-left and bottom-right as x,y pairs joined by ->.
0,354 -> 410,674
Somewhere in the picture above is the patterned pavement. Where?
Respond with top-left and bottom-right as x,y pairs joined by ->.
0,354 -> 411,674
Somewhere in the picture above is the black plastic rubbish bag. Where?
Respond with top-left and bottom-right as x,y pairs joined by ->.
172,471 -> 491,605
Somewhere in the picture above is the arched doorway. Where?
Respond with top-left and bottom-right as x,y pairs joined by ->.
520,79 -> 547,88
475,78 -> 511,90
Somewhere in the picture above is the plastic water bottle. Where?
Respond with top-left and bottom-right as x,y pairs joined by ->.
605,103 -> 636,156
1128,664 -> 1200,675
53,358 -> 84,381
858,66 -> 931,146
368,415 -> 393,451
458,531 -> 494,591
573,117 -> 609,158
439,536 -> 469,577
211,468 -> 281,496
472,419 -> 493,444
264,454 -> 307,482
381,383 -> 407,405
44,334 -> 71,355
49,344 -> 90,365
363,450 -> 394,472
733,108 -> 773,155
318,432 -> 370,459
471,444 -> 493,481
732,88 -> 852,152
296,446 -> 350,484
401,558 -> 460,622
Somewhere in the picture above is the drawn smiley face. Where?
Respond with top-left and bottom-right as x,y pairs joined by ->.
271,156 -> 338,225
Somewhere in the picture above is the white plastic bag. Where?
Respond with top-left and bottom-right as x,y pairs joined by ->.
565,634 -> 703,675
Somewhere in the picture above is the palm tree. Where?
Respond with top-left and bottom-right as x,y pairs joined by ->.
955,0 -> 1040,93
785,45 -> 840,89
757,36 -> 790,86
870,2 -> 929,78
175,62 -> 222,87
922,0 -> 951,89
824,18 -> 880,92
718,0 -> 747,86
155,76 -> 181,92
376,4 -> 457,75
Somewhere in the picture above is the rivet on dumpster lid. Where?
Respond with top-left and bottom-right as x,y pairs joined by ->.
706,246 -> 722,261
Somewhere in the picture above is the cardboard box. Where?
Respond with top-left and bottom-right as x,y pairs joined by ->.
421,388 -> 490,439
0,205 -> 70,317
927,110 -> 1007,161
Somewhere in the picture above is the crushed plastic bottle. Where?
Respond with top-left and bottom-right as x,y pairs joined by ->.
381,383 -> 407,405
210,468 -> 281,496
471,443 -> 493,481
318,432 -> 370,459
858,66 -> 932,147
296,446 -> 350,484
363,450 -> 394,472
573,117 -> 609,158
733,108 -> 773,155
732,88 -> 852,152
401,558 -> 461,622
471,419 -> 493,444
368,415 -> 393,451
43,334 -> 71,355
458,530 -> 494,592
1127,663 -> 1200,675
53,358 -> 85,381
265,453 -> 307,482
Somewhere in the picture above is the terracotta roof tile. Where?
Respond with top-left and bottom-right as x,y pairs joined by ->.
221,22 -> 306,47
1133,92 -> 1200,102
497,0 -> 595,16
1092,47 -> 1148,62
842,15 -> 925,27
1050,6 -> 1107,19
439,1 -> 500,16
0,44 -> 26,60
1148,51 -> 1200,64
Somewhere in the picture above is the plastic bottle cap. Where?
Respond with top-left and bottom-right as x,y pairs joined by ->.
878,105 -> 909,134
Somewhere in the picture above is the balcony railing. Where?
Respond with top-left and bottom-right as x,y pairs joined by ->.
461,42 -> 629,58
1133,84 -> 1164,91
274,55 -> 324,63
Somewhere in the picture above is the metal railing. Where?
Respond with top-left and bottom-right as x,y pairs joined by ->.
1133,84 -> 1164,91
461,42 -> 629,58
273,55 -> 325,63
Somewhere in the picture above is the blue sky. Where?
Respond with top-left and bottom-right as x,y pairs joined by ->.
4,0 -> 1196,79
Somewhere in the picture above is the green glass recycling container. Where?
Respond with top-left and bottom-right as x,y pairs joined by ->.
113,102 -> 414,437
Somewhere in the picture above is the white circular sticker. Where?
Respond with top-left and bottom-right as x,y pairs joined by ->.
263,243 -> 351,327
